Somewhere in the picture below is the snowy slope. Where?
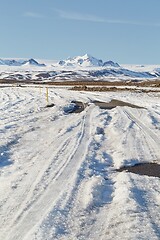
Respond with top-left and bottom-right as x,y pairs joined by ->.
22,59 -> 46,67
0,85 -> 160,240
0,58 -> 45,67
0,55 -> 160,81
58,54 -> 120,67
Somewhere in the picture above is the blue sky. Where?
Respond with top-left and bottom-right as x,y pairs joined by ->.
1,0 -> 160,64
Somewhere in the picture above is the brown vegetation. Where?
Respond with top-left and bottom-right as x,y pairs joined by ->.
0,79 -> 160,92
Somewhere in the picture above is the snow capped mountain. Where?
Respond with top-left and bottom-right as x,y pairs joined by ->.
22,58 -> 46,67
58,54 -> 102,67
0,58 -> 45,67
0,59 -> 23,66
58,54 -> 120,68
0,54 -> 160,82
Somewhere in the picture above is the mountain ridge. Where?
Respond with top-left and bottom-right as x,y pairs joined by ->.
0,58 -> 45,67
0,54 -> 160,82
58,54 -> 120,68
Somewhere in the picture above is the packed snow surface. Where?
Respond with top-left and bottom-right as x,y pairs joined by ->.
0,85 -> 160,240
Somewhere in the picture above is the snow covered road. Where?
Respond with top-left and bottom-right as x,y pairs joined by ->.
0,86 -> 160,240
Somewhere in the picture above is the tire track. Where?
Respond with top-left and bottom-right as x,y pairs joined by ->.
123,108 -> 160,161
123,109 -> 160,144
4,106 -> 94,240
0,113 -> 83,236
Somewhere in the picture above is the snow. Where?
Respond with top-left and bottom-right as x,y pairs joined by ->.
57,54 -> 104,67
0,85 -> 160,240
0,55 -> 160,82
0,63 -> 159,82
0,58 -> 45,67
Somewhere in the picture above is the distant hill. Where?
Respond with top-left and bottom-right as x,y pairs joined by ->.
0,58 -> 45,67
58,54 -> 120,68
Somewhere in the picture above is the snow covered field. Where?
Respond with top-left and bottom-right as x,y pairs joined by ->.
0,85 -> 160,240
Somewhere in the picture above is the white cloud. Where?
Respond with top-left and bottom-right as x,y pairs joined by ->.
56,9 -> 105,23
56,9 -> 160,27
24,12 -> 44,19
106,19 -> 160,27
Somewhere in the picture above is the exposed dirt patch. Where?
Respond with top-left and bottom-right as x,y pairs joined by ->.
45,103 -> 55,108
46,80 -> 160,87
71,101 -> 87,113
64,99 -> 143,113
1,80 -> 160,93
71,85 -> 160,93
64,101 -> 88,114
1,79 -> 160,87
117,162 -> 160,178
93,99 -> 144,109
